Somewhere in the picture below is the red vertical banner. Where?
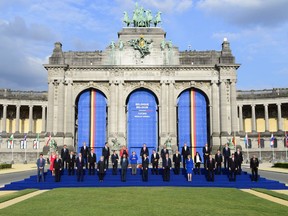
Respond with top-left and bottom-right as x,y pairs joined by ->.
258,133 -> 261,148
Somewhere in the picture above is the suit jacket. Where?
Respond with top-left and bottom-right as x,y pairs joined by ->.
53,159 -> 62,170
140,147 -> 149,157
76,157 -> 85,170
67,154 -> 76,166
163,157 -> 172,168
111,154 -> 119,165
61,148 -> 69,161
161,149 -> 169,159
151,153 -> 159,164
37,158 -> 46,169
97,160 -> 106,173
207,158 -> 215,170
80,146 -> 90,158
222,147 -> 231,158
215,153 -> 223,164
203,146 -> 211,157
250,158 -> 259,169
142,157 -> 149,169
181,146 -> 190,159
120,157 -> 129,169
102,146 -> 110,157
229,158 -> 237,170
234,151 -> 243,164
173,154 -> 182,164
88,153 -> 97,164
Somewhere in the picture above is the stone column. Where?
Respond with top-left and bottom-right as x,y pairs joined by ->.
41,105 -> 46,133
251,104 -> 256,132
211,81 -> 220,136
57,79 -> 65,136
277,103 -> 283,131
160,80 -> 168,136
65,80 -> 73,136
238,105 -> 243,132
2,104 -> 7,133
117,81 -> 125,137
168,80 -> 176,136
28,105 -> 33,133
15,105 -> 20,133
219,80 -> 228,135
47,80 -> 54,133
264,104 -> 269,132
109,80 -> 117,137
230,80 -> 238,133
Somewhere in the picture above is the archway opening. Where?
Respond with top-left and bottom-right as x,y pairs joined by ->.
75,88 -> 107,159
126,88 -> 159,163
177,88 -> 210,158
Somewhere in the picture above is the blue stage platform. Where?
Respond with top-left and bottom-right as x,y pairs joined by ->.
1,168 -> 287,190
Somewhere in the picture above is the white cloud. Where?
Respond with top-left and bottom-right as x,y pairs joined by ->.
197,0 -> 288,27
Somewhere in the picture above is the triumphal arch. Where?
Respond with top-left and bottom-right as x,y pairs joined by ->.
43,5 -> 239,159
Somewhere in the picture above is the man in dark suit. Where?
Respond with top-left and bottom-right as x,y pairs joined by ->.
214,149 -> 223,175
140,143 -> 149,162
234,148 -> 243,174
36,153 -> 46,182
250,155 -> 259,181
102,142 -> 110,169
142,154 -> 149,182
202,143 -> 211,169
181,143 -> 190,169
53,154 -> 62,182
97,156 -> 106,182
151,149 -> 159,175
76,153 -> 85,182
222,143 -> 231,170
206,154 -> 215,182
88,151 -> 97,175
60,144 -> 69,169
67,151 -> 76,175
80,142 -> 90,169
161,144 -> 169,161
228,154 -> 237,181
163,153 -> 172,181
120,154 -> 129,182
173,150 -> 181,175
111,150 -> 119,175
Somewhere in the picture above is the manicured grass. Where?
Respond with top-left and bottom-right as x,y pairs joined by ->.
252,188 -> 288,201
0,189 -> 37,203
0,187 -> 287,216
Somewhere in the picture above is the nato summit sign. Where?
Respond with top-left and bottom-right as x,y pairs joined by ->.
134,103 -> 151,118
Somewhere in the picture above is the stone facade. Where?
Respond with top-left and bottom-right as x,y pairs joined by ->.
0,27 -> 287,163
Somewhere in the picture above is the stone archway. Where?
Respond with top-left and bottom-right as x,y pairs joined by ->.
177,88 -> 210,157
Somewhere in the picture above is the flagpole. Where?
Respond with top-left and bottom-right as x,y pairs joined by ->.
259,144 -> 262,163
24,141 -> 27,164
11,141 -> 14,164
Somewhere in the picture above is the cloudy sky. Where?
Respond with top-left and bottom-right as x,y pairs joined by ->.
0,0 -> 287,91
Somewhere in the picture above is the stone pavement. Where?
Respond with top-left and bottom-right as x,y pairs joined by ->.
0,164 -> 36,175
242,162 -> 288,174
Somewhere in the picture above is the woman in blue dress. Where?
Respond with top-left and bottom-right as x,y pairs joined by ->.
186,155 -> 194,182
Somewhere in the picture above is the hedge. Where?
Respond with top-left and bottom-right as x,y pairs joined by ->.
0,163 -> 12,169
272,163 -> 288,169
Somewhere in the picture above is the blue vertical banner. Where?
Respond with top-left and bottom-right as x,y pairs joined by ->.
177,89 -> 208,158
77,89 -> 107,160
127,89 -> 158,162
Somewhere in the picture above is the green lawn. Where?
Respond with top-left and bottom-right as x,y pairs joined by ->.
252,188 -> 288,201
0,189 -> 37,203
0,187 -> 287,216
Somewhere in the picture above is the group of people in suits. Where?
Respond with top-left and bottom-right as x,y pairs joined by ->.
37,142 -> 259,183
